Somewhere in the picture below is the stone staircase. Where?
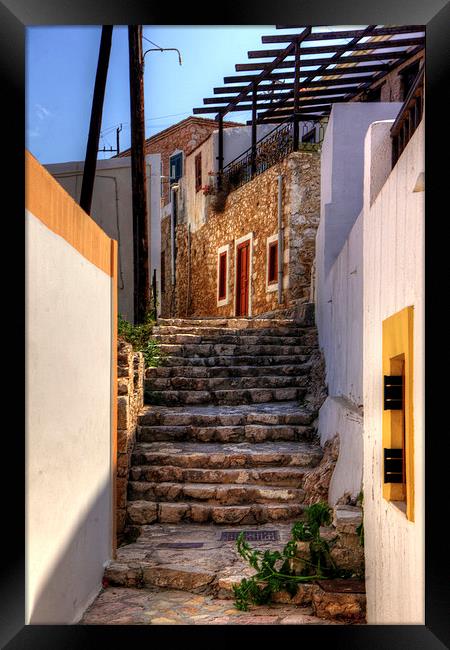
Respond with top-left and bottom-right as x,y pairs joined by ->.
125,317 -> 324,530
102,316 -> 366,624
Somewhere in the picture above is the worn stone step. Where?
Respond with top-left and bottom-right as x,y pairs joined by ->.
158,354 -> 310,367
138,402 -> 316,428
144,387 -> 307,406
127,500 -> 306,525
128,481 -> 306,505
145,375 -> 309,392
130,464 -> 314,488
137,423 -> 315,443
153,333 -> 317,346
153,325 -> 315,338
157,343 -> 315,357
132,441 -> 322,470
157,318 -> 300,330
145,363 -> 311,379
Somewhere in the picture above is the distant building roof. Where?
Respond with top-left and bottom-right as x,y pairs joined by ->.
116,115 -> 244,158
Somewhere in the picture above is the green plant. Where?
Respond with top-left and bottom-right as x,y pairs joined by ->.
232,501 -> 353,611
118,312 -> 162,368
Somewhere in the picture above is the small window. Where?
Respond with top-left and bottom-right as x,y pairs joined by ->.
169,152 -> 183,185
160,251 -> 165,293
218,251 -> 227,301
268,241 -> 278,284
195,153 -> 202,192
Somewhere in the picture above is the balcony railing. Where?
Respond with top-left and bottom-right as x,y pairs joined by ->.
391,67 -> 424,168
221,118 -> 326,193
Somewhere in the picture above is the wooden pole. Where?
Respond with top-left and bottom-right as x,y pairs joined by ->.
128,25 -> 150,324
217,113 -> 224,189
251,82 -> 257,174
293,39 -> 300,151
80,26 -> 113,215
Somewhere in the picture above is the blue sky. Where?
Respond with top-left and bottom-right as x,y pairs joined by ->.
26,25 -> 367,164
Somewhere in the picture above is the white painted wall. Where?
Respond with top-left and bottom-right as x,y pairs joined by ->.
315,212 -> 364,504
319,102 -> 402,276
363,119 -> 425,623
45,154 -> 162,322
26,210 -> 113,623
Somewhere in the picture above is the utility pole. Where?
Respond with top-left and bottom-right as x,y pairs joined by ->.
128,25 -> 150,324
80,25 -> 113,215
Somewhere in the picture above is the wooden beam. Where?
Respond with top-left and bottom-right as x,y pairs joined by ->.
258,24 -> 377,119
195,99 -> 335,115
247,37 -> 424,59
214,76 -> 380,95
235,49 -> 420,72
213,28 -> 313,121
224,63 -> 390,83
261,25 -> 425,44
206,85 -> 359,104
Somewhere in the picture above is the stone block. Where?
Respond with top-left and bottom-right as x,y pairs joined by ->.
118,395 -> 130,430
127,501 -> 158,525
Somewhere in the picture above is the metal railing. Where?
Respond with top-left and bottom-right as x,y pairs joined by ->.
221,118 -> 326,192
391,67 -> 424,168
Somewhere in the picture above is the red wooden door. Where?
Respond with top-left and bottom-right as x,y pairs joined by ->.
236,240 -> 250,316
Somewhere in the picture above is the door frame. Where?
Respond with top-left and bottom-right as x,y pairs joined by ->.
234,232 -> 253,317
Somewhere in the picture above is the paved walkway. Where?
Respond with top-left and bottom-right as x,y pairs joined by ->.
81,587 -> 340,625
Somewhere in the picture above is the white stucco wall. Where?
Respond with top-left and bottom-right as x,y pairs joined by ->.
363,119 -> 425,624
26,210 -> 113,624
315,212 -> 364,504
45,154 -> 162,322
319,102 -> 402,276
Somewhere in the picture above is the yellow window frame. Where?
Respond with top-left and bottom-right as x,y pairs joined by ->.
382,306 -> 415,522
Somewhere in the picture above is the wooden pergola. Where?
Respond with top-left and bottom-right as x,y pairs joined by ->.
193,25 -> 425,175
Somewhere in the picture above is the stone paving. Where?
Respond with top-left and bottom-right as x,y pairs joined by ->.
81,587 -> 341,625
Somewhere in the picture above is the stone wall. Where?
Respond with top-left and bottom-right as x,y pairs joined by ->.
171,151 -> 320,318
117,339 -> 144,543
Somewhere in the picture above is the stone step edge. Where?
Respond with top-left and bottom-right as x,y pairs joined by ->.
126,500 -> 306,526
103,562 -> 365,622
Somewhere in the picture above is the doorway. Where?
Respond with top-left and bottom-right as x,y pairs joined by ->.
236,239 -> 250,317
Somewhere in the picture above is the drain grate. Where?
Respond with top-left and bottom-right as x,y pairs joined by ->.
157,542 -> 204,549
220,530 -> 280,542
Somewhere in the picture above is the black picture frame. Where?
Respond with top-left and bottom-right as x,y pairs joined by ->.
2,0 -> 449,646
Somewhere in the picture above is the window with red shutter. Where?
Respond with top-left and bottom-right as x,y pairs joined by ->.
195,153 -> 202,192
218,251 -> 227,300
268,241 -> 278,284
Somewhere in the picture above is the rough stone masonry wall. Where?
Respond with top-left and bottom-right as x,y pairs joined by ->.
160,215 -> 174,317
117,339 -> 144,543
173,151 -> 320,318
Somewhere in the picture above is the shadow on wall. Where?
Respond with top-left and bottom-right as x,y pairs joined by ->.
27,479 -> 111,626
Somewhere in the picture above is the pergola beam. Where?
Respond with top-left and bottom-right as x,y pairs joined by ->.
214,76 -> 381,95
213,27 -> 312,121
262,25 -> 425,43
205,85 -> 363,104
223,64 -> 390,84
234,49 -> 420,72
247,37 -> 424,59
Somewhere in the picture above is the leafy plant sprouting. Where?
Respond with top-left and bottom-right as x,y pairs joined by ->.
118,312 -> 163,368
232,501 -> 353,611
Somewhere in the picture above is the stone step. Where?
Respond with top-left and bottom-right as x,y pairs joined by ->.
152,333 -> 317,346
153,325 -> 315,338
158,354 -> 310,367
157,343 -> 315,357
145,363 -> 311,379
138,402 -> 316,428
144,387 -> 307,406
126,500 -> 306,525
131,441 -> 323,469
129,465 -> 313,488
128,481 -> 306,505
137,423 -> 315,443
145,375 -> 309,392
157,318 -> 300,330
